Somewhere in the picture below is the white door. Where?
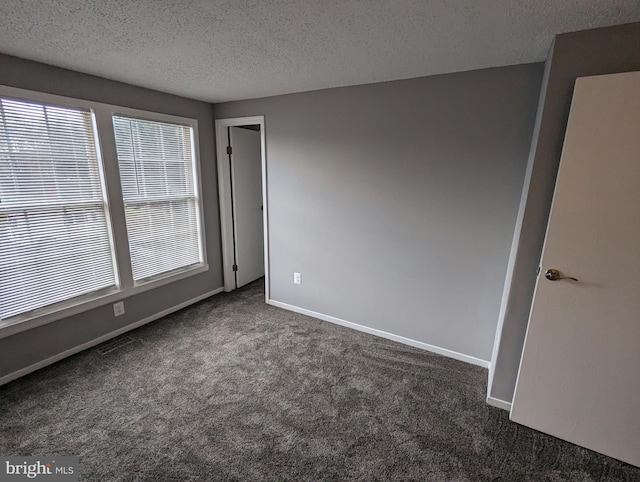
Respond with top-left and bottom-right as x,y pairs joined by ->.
229,126 -> 264,288
511,71 -> 640,467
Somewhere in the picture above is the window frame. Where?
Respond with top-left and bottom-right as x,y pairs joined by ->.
111,111 -> 206,286
0,86 -> 208,339
0,93 -> 121,324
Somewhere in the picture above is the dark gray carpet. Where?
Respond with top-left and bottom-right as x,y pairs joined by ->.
1,279 -> 638,481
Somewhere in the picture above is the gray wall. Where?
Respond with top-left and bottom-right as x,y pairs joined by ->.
489,22 -> 640,403
215,64 -> 543,362
0,55 -> 223,378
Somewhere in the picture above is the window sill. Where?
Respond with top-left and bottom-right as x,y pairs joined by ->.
0,263 -> 209,340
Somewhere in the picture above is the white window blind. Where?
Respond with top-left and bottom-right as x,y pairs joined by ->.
113,116 -> 203,283
0,98 -> 117,321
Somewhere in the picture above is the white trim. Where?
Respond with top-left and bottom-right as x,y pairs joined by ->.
486,49 -> 554,400
0,287 -> 224,387
214,121 -> 235,292
215,116 -> 270,302
486,396 -> 512,411
268,300 -> 490,368
0,85 -> 203,136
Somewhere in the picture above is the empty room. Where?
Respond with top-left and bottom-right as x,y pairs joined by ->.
1,1 -> 639,480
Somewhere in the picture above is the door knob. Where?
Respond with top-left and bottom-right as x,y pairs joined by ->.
544,268 -> 578,282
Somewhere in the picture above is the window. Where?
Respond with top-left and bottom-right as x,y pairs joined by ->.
0,97 -> 117,321
0,86 -> 207,332
112,116 -> 203,284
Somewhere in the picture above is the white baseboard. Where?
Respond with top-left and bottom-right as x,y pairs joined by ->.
268,299 -> 490,369
486,396 -> 512,411
0,287 -> 224,387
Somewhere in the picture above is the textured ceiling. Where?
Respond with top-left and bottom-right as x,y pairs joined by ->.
1,1 -> 639,102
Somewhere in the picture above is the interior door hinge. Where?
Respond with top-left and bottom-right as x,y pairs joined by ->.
227,146 -> 232,155
233,264 -> 238,272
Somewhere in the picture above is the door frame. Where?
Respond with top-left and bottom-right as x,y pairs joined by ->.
215,116 -> 269,301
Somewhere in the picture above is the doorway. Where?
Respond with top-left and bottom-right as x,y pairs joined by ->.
215,116 -> 269,300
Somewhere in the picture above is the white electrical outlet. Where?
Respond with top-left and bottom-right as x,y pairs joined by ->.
113,301 -> 125,317
293,272 -> 302,285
